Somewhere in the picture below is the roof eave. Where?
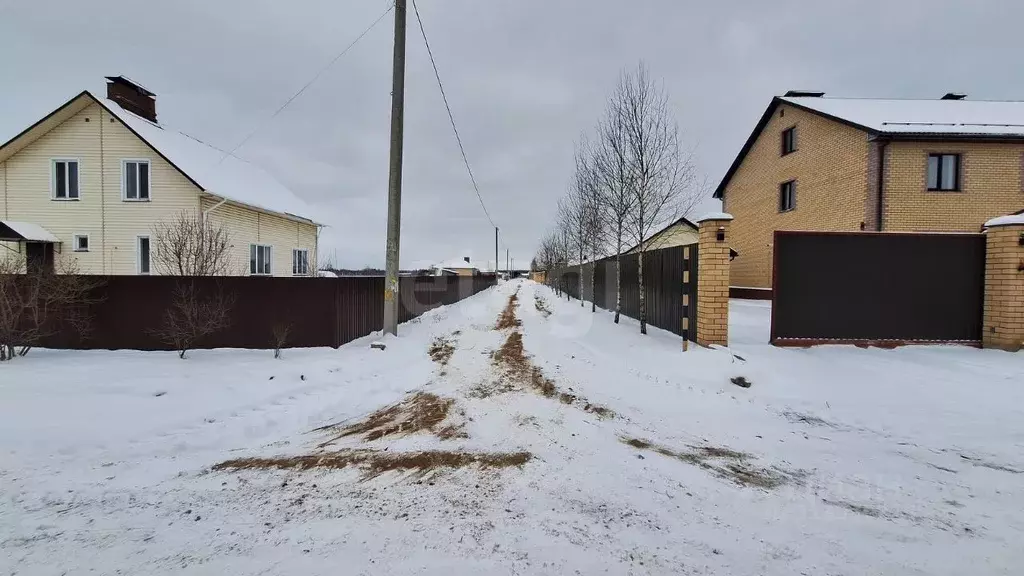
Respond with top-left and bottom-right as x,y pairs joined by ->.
880,132 -> 1024,142
201,192 -> 322,227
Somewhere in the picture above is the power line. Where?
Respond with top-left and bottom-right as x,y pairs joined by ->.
411,0 -> 498,232
219,3 -> 395,163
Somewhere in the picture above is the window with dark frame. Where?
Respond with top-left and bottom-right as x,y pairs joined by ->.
250,244 -> 272,275
779,180 -> 796,212
138,236 -> 151,275
53,160 -> 80,199
781,127 -> 797,156
292,249 -> 309,276
927,153 -> 960,191
123,160 -> 151,200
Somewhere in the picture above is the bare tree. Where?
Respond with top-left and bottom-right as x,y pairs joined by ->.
557,139 -> 605,310
152,281 -> 234,359
0,256 -> 103,361
616,62 -> 700,334
152,210 -> 234,276
594,93 -> 637,324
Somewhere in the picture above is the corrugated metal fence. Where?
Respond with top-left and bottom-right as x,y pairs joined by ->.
547,244 -> 696,336
771,231 -> 986,345
29,274 -> 495,351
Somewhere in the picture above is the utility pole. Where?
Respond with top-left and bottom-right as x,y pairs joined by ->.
383,0 -> 407,336
494,227 -> 499,279
506,249 -> 509,276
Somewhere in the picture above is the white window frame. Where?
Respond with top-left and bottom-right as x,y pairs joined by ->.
72,234 -> 90,252
292,248 -> 310,276
250,244 -> 273,276
51,158 -> 81,200
121,158 -> 152,201
137,235 -> 152,275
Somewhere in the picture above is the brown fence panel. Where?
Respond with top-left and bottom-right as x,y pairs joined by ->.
24,273 -> 495,352
546,244 -> 689,336
771,231 -> 986,344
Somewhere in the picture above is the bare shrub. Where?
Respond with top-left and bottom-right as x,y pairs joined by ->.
152,210 -> 234,276
152,281 -> 234,359
272,322 -> 291,359
0,257 -> 103,361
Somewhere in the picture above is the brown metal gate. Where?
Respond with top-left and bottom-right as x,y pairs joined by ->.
771,231 -> 986,345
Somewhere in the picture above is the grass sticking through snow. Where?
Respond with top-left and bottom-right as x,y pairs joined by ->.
316,392 -> 466,444
495,288 -> 523,329
214,449 -> 532,480
429,334 -> 457,367
491,301 -> 615,419
534,294 -> 552,318
621,436 -> 801,490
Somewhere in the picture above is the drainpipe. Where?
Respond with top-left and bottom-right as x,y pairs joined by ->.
202,196 -> 227,222
875,140 -> 889,231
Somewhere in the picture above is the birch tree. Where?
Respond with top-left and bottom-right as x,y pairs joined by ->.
617,62 -> 699,334
594,91 -> 636,324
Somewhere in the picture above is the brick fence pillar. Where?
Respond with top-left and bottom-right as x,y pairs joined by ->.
983,215 -> 1024,351
696,213 -> 733,347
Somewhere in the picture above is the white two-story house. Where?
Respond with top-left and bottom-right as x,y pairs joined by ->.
0,76 -> 321,276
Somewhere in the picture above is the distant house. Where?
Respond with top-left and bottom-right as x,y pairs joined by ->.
0,76 -> 321,276
625,216 -> 737,260
715,90 -> 1024,288
432,257 -> 479,277
625,217 -> 699,254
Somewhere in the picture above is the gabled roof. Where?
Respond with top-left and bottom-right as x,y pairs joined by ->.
624,217 -> 698,253
0,91 -> 320,225
713,95 -> 1024,199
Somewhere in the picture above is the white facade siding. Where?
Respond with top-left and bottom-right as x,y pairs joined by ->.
1,101 -> 317,276
201,197 -> 318,276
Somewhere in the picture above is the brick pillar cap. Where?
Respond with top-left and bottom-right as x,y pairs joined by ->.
696,212 -> 734,223
985,214 -> 1024,228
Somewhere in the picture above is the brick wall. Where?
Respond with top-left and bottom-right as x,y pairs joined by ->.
722,104 -> 871,288
983,222 -> 1024,351
696,217 -> 731,347
884,142 -> 1024,232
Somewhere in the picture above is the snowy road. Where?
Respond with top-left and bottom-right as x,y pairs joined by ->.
3,279 -> 1023,575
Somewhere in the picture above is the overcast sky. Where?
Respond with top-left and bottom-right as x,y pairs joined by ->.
1,0 -> 1019,269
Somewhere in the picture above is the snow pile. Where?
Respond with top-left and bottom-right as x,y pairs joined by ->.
2,280 -> 1023,575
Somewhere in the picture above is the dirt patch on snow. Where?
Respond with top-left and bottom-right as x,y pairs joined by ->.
492,331 -> 614,419
621,436 -> 802,490
429,334 -> 457,367
495,289 -> 522,330
214,449 -> 532,480
534,294 -> 552,318
317,392 -> 466,444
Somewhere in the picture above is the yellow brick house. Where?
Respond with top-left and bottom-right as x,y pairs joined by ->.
0,76 -> 320,276
715,90 -> 1024,289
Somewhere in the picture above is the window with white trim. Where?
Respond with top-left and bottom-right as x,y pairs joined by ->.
73,234 -> 89,252
52,159 -> 80,199
250,244 -> 272,275
137,236 -> 151,275
292,249 -> 309,276
123,160 -> 151,200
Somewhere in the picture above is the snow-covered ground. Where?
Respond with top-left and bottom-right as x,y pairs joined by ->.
3,279 -> 1023,575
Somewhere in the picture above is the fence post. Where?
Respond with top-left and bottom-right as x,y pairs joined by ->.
983,214 -> 1024,351
696,213 -> 733,347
